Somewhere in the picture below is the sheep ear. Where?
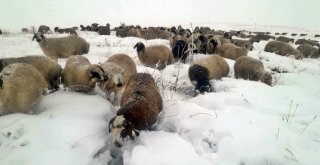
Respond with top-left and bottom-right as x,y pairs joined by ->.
40,33 -> 45,39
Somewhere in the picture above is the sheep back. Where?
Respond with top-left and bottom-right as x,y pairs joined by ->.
297,44 -> 320,58
234,56 -> 272,85
218,43 -> 248,60
264,40 -> 303,59
63,56 -> 102,93
0,56 -> 62,90
0,63 -> 47,115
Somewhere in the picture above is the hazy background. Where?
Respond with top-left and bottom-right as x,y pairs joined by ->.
0,0 -> 319,31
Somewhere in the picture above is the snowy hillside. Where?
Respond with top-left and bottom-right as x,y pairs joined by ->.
0,28 -> 320,165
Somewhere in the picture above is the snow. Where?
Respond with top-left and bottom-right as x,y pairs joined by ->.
0,25 -> 320,165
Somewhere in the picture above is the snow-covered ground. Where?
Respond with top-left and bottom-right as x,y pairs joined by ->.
0,25 -> 320,165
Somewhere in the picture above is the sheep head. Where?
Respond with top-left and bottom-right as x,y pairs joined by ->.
32,32 -> 45,43
88,65 -> 107,82
109,115 -> 139,147
261,72 -> 272,86
133,42 -> 145,52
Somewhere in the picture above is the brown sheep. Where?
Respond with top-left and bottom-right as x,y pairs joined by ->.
0,63 -> 47,116
63,56 -> 106,93
265,40 -> 303,59
234,56 -> 272,86
256,34 -> 276,41
108,73 -> 163,147
134,42 -> 174,70
218,43 -> 248,60
0,56 -> 62,90
188,55 -> 230,93
32,32 -> 90,60
276,36 -> 294,43
297,44 -> 320,58
98,54 -> 137,105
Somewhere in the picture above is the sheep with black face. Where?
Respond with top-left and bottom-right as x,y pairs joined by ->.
134,42 -> 173,70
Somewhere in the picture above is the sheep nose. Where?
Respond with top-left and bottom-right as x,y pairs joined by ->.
36,39 -> 42,42
117,83 -> 123,87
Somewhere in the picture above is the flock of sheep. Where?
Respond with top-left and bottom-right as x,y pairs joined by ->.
0,23 -> 319,147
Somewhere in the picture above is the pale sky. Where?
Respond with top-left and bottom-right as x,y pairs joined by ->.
0,0 -> 319,31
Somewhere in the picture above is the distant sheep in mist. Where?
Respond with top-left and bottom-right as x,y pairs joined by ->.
295,39 -> 320,47
98,54 -> 137,105
188,55 -> 230,94
0,63 -> 47,116
134,42 -> 173,70
265,40 -> 303,59
38,25 -> 52,34
108,73 -> 163,147
54,27 -> 78,35
218,43 -> 248,60
32,32 -> 90,60
234,56 -> 272,86
0,56 -> 63,90
63,56 -> 106,93
297,44 -> 320,58
276,36 -> 294,43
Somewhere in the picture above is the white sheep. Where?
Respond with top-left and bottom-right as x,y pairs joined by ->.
0,63 -> 47,116
32,32 -> 90,61
98,54 -> 137,105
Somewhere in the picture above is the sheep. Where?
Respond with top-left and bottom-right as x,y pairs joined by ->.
256,34 -> 276,41
0,29 -> 2,35
297,44 -> 320,58
206,37 -> 221,54
22,28 -> 30,33
32,32 -> 90,60
172,40 -> 198,63
97,23 -> 110,35
63,56 -> 106,93
315,34 -> 320,38
108,73 -> 163,147
264,40 -> 303,59
217,43 -> 248,60
0,63 -> 47,116
276,36 -> 294,43
98,54 -> 137,105
282,32 -> 288,35
188,55 -> 230,94
38,25 -> 51,34
0,56 -> 63,90
234,56 -> 272,86
54,27 -> 78,35
275,33 -> 280,35
295,39 -> 320,47
291,33 -> 297,36
300,33 -> 307,37
134,42 -> 174,70
231,39 -> 253,51
195,35 -> 208,54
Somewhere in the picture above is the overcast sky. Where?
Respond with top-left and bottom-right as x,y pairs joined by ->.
0,0 -> 319,31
